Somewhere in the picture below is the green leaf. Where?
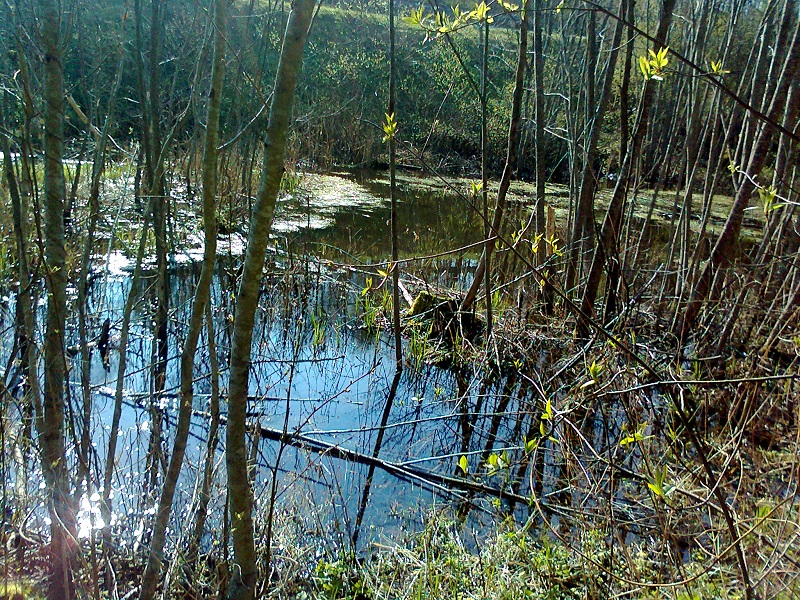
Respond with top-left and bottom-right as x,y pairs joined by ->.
646,466 -> 672,499
709,59 -> 729,75
657,47 -> 669,67
361,277 -> 373,297
402,6 -> 425,25
589,360 -> 602,379
620,431 -> 643,446
458,455 -> 469,474
542,399 -> 553,420
434,11 -> 451,32
499,450 -> 508,468
531,232 -> 543,254
546,235 -> 562,257
382,112 -> 398,142
620,422 -> 649,446
757,185 -> 783,216
639,55 -> 651,79
646,480 -> 663,497
472,1 -> 493,22
586,360 -> 603,383
640,47 -> 669,80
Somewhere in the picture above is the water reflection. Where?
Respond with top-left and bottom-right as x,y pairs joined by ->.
6,171 -> 576,556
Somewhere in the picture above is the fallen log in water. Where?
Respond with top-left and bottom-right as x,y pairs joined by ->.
253,423 -> 533,505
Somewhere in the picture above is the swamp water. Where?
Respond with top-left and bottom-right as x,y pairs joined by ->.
4,170 -> 649,559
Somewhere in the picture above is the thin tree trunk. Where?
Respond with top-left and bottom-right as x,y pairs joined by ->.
532,0 -> 550,312
2,102 -> 40,501
577,0 -> 674,335
139,0 -> 226,594
40,1 -> 77,596
462,0 -> 530,312
186,304 -> 222,569
481,18 -> 492,334
714,86 -> 800,353
7,42 -> 41,483
77,49 -> 125,487
101,197 -> 156,532
679,15 -> 800,340
226,2 -> 314,597
352,370 -> 402,546
565,6 -> 600,294
148,0 -> 170,495
389,0 -> 402,366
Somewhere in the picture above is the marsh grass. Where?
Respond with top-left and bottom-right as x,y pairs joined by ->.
257,504 -> 788,599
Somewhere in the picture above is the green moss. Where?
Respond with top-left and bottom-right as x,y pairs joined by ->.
408,290 -> 443,317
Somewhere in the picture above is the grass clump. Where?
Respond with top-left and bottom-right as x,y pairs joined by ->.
360,514 -> 606,599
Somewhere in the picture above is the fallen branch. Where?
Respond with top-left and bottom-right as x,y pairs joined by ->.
254,423 -> 534,505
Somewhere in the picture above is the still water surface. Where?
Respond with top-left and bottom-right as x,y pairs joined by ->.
9,170 -> 536,553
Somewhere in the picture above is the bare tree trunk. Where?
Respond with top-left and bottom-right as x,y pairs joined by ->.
532,0 -> 550,313
715,86 -> 800,353
389,0 -> 402,366
678,14 -> 800,340
462,0 -> 530,312
77,49 -> 125,487
226,2 -> 314,597
149,0 -> 170,462
139,0 -> 226,595
577,0 -> 674,335
101,198 -> 156,534
134,0 -> 169,493
40,1 -> 77,596
564,5 -> 600,294
2,99 -> 40,504
481,18 -> 492,333
7,41 -> 41,500
186,304 -> 221,567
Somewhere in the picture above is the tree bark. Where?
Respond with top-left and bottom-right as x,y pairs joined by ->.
462,0 -> 530,312
226,1 -> 315,597
577,0 -> 674,335
532,0 -> 550,312
678,14 -> 800,340
2,98 -> 40,506
139,0 -> 226,595
564,5 -> 600,294
40,1 -> 77,597
389,0 -> 402,366
186,304 -> 222,568
77,48 -> 125,487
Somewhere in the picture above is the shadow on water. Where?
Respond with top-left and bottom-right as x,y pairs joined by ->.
5,170 -> 669,559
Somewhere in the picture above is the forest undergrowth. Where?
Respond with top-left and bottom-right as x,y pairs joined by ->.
4,270 -> 798,600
